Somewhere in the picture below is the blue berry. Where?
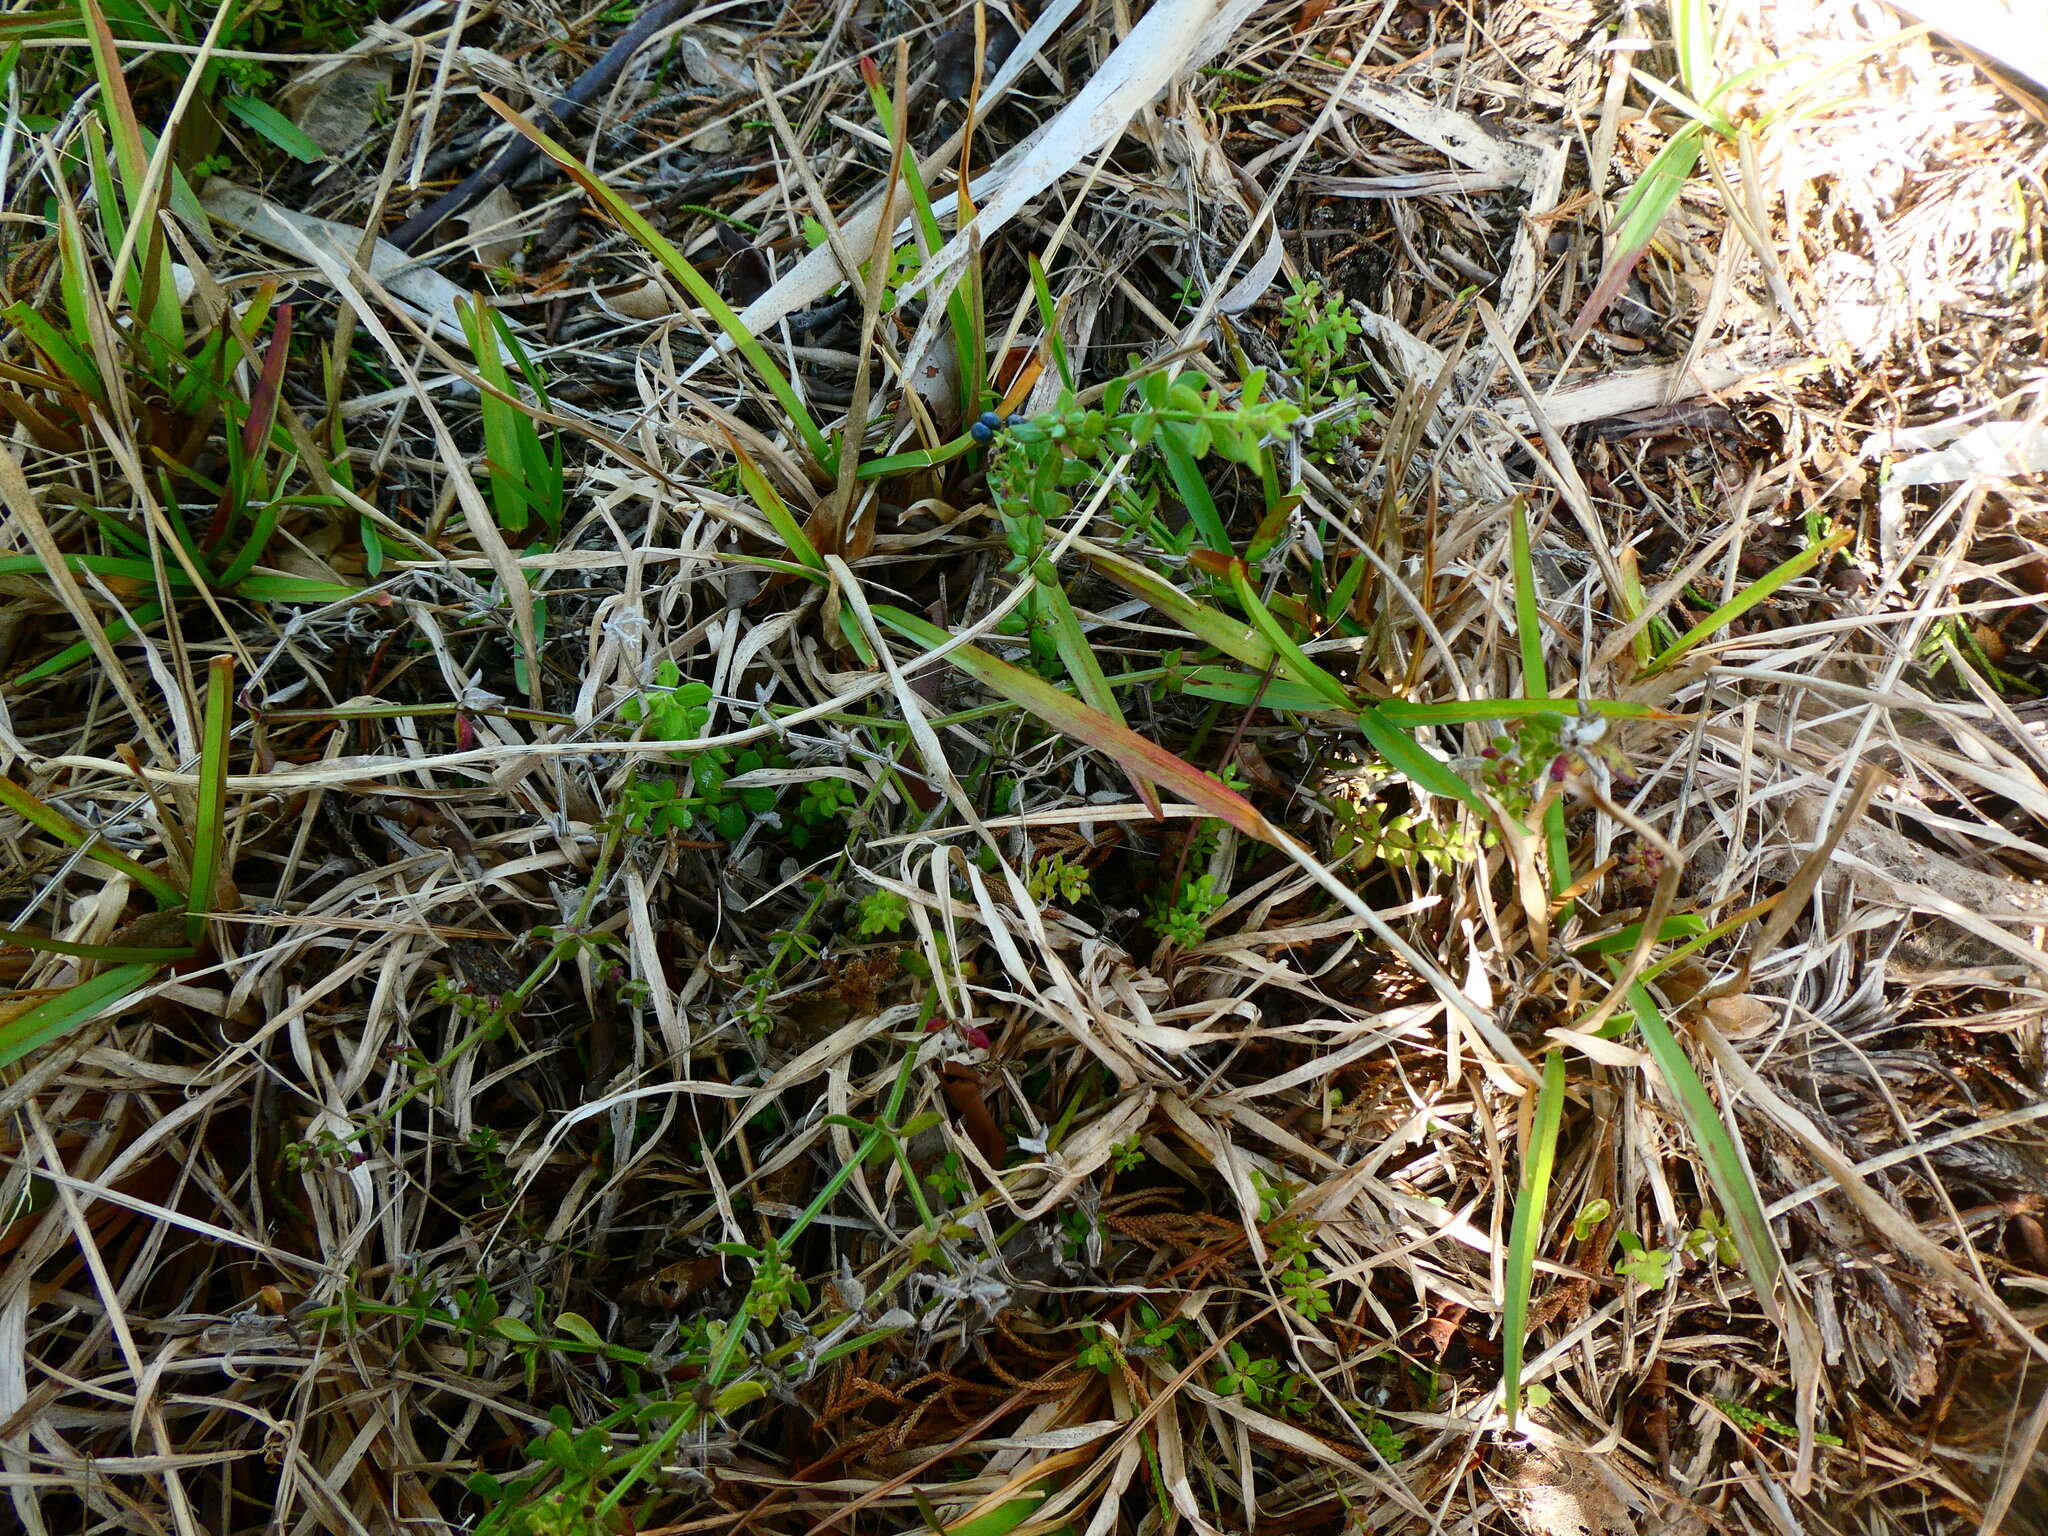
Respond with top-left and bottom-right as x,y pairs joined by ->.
1006,412 -> 1026,427
978,410 -> 1003,429
969,420 -> 994,443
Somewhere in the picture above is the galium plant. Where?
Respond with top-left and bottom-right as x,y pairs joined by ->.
1278,278 -> 1371,455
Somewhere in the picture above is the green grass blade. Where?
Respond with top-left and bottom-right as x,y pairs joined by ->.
52,199 -> 108,395
6,298 -> 104,405
1028,253 -> 1075,392
726,441 -> 872,662
1375,698 -> 1658,727
0,924 -> 192,963
1571,123 -> 1705,340
79,0 -> 180,350
229,574 -> 363,603
1619,973 -> 1782,1310
1357,708 -> 1486,815
0,551 -> 173,584
917,1485 -> 1046,1536
1646,526 -> 1850,673
1158,428 -> 1232,554
1509,501 -> 1546,691
728,442 -> 823,573
1630,69 -> 1733,136
221,94 -> 326,163
1225,561 -> 1353,712
12,602 -> 164,687
862,61 -> 984,416
856,433 -> 980,480
157,143 -> 212,237
1039,581 -> 1160,816
1078,541 -> 1275,671
217,499 -> 286,589
459,296 -> 533,534
185,656 -> 234,945
1509,501 -> 1572,895
79,0 -> 147,205
1574,913 -> 1708,955
78,52 -> 131,278
872,605 -> 1282,846
495,317 -> 564,521
0,961 -> 160,1071
0,777 -> 183,909
480,94 -> 834,472
1615,547 -> 1657,669
1502,1050 -> 1567,1427
1671,0 -> 1716,105
1173,667 -> 1336,714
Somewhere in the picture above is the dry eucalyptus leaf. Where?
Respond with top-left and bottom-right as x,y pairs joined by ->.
1702,994 -> 1776,1039
203,182 -> 474,343
462,186 -> 525,270
288,62 -> 391,157
605,279 -> 677,320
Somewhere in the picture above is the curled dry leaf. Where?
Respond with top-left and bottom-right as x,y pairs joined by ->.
1701,993 -> 1776,1040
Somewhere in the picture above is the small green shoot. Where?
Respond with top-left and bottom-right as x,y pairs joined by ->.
1613,1231 -> 1674,1290
459,295 -> 564,536
1570,1199 -> 1613,1243
854,889 -> 911,936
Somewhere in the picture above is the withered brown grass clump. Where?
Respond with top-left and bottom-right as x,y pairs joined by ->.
0,1 -> 2044,1534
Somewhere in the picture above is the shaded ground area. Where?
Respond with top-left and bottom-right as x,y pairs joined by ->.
1,2 -> 2045,1534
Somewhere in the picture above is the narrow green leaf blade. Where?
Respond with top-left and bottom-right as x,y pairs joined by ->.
186,655 -> 234,945
0,924 -> 192,963
480,94 -> 834,471
728,441 -> 823,573
1226,562 -> 1354,712
1571,124 -> 1705,340
12,602 -> 164,687
0,961 -> 160,1071
1647,526 -> 1851,674
872,606 -> 1280,845
1028,254 -> 1074,392
1357,708 -> 1485,814
1509,503 -> 1573,895
1509,500 -> 1547,694
1621,975 -> 1782,1310
230,574 -> 363,603
1375,698 -> 1658,727
1671,0 -> 1716,104
459,296 -> 531,533
1040,582 -> 1160,817
1158,430 -> 1231,554
1502,1050 -> 1568,1428
1077,541 -> 1275,671
221,95 -> 327,163
1174,667 -> 1336,714
1574,913 -> 1708,955
0,777 -> 183,909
